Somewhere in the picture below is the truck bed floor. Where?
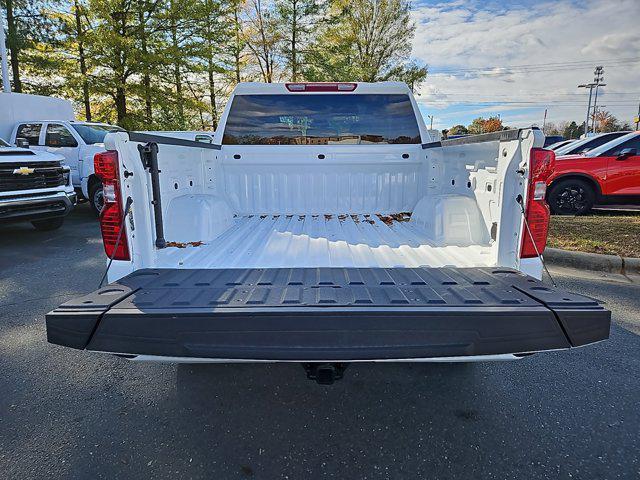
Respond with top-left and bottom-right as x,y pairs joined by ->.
158,214 -> 494,269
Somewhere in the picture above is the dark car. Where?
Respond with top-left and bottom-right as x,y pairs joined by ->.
543,135 -> 564,147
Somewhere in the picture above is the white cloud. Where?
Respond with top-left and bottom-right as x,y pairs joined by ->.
582,33 -> 640,57
410,0 -> 640,128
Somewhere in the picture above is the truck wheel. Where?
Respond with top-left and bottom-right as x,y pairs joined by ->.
89,181 -> 104,215
31,217 -> 65,231
547,179 -> 595,215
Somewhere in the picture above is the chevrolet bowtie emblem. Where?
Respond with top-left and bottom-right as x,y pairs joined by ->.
13,167 -> 35,175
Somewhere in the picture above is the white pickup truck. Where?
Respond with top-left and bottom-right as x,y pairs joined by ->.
46,82 -> 610,384
0,136 -> 76,230
9,120 -> 125,213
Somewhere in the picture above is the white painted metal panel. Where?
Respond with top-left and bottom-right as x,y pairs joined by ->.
222,156 -> 422,215
157,213 -> 494,270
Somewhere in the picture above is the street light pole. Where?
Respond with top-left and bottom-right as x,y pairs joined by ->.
427,115 -> 434,130
0,6 -> 11,93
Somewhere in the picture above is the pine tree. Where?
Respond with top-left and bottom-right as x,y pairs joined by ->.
2,0 -> 60,92
275,0 -> 322,81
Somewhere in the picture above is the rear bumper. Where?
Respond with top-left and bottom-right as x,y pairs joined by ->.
46,267 -> 611,361
123,353 -> 526,363
0,191 -> 77,222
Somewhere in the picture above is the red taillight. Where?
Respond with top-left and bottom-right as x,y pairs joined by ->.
95,150 -> 130,261
520,148 -> 556,258
285,82 -> 357,92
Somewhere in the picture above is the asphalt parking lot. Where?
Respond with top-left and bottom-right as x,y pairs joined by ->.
1,204 -> 639,479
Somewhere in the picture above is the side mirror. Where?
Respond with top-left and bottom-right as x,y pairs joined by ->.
617,148 -> 637,160
15,137 -> 30,149
195,134 -> 213,144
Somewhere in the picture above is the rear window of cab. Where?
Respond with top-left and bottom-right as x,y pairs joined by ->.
222,94 -> 421,145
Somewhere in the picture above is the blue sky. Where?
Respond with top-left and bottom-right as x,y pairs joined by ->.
409,0 -> 640,130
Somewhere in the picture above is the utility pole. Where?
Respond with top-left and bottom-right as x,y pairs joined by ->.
592,105 -> 607,133
635,100 -> 639,130
578,82 -> 595,136
578,66 -> 606,137
542,109 -> 547,131
591,66 -> 605,134
0,5 -> 11,93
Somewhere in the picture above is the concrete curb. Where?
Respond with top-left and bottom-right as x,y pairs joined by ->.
545,247 -> 640,275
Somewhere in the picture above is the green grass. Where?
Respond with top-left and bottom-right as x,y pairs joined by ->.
548,212 -> 640,258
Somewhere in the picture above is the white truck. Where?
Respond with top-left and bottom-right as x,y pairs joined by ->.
1,92 -> 122,213
9,119 -> 125,213
0,136 -> 76,230
46,82 -> 610,384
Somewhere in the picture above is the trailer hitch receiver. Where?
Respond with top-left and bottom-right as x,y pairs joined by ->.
303,363 -> 348,385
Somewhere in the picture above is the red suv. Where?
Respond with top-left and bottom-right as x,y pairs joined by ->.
546,132 -> 640,214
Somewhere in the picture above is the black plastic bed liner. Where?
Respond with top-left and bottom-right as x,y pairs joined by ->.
46,267 -> 610,360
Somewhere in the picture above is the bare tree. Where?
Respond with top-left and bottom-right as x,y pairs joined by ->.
244,0 -> 281,82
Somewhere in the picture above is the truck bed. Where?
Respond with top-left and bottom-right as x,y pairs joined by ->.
158,213 -> 494,269
46,267 -> 610,361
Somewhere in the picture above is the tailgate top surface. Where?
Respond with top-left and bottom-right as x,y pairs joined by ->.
56,267 -> 603,312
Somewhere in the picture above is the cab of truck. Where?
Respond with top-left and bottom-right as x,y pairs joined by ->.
46,82 -> 610,382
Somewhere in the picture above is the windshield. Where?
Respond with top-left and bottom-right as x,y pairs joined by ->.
72,124 -> 125,145
223,94 -> 422,145
0,138 -> 9,147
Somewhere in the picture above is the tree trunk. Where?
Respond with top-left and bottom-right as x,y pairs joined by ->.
114,7 -> 128,125
170,6 -> 184,127
74,0 -> 91,121
115,85 -> 127,123
233,7 -> 241,82
138,5 -> 152,123
207,57 -> 218,130
5,0 -> 22,92
291,0 -> 297,81
256,0 -> 272,83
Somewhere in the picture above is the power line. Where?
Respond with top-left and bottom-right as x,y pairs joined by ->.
420,100 -> 638,106
429,57 -> 640,74
427,92 -> 640,97
429,64 -> 637,77
428,58 -> 640,77
431,57 -> 640,72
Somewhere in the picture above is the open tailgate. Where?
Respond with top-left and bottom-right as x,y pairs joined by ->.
46,267 -> 610,360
